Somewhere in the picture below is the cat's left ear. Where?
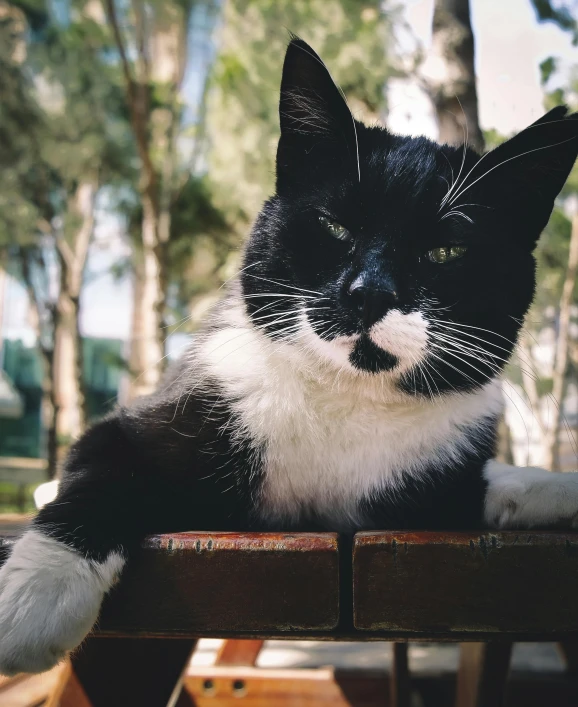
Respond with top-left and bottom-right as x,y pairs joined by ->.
276,37 -> 360,193
468,106 -> 578,246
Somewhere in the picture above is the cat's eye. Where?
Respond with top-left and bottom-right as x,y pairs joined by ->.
318,216 -> 352,242
426,246 -> 468,264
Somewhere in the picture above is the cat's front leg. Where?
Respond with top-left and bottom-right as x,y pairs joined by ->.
0,402 -> 242,676
484,461 -> 578,529
0,415 -> 137,676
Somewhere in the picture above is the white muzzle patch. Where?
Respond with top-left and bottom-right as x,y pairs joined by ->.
369,310 -> 429,372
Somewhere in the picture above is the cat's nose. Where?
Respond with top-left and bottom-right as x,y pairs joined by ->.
348,276 -> 399,329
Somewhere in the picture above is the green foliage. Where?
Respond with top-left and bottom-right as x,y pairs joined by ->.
0,1 -> 136,256
0,4 -> 51,249
534,207 -> 574,310
539,56 -> 558,86
167,176 -> 232,320
529,0 -> 578,44
482,127 -> 508,151
525,56 -> 578,317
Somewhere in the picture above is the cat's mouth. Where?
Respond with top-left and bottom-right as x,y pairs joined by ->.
349,334 -> 399,373
303,308 -> 430,375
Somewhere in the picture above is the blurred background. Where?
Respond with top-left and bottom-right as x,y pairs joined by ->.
0,0 -> 577,512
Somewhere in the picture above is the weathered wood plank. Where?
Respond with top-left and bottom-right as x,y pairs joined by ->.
353,531 -> 578,635
183,667 -> 578,707
97,532 -> 340,634
184,666 -> 381,707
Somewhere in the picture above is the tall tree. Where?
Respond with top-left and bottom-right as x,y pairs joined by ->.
544,209 -> 578,470
422,0 -> 484,151
534,63 -> 578,471
103,0 -> 222,398
503,63 -> 578,471
0,0 -> 132,474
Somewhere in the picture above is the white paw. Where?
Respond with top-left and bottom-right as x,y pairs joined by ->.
484,462 -> 578,529
0,529 -> 124,675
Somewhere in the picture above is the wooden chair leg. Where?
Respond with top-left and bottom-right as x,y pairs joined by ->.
455,642 -> 512,707
57,637 -> 197,707
47,661 -> 92,707
390,642 -> 411,707
558,641 -> 578,675
216,639 -> 265,666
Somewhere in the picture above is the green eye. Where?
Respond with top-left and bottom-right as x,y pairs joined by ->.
319,216 -> 352,242
427,246 -> 468,264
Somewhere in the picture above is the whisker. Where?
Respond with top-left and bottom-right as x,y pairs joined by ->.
439,210 -> 474,224
242,272 -> 324,296
439,97 -> 468,210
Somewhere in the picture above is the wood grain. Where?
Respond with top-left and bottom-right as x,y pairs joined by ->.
97,532 -> 340,635
353,531 -> 578,636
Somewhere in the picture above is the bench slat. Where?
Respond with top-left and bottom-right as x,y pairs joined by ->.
353,531 -> 578,635
98,532 -> 340,634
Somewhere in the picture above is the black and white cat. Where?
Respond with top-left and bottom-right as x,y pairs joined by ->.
1,38 -> 578,676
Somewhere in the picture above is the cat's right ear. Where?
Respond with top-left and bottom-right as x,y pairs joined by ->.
276,37 -> 359,193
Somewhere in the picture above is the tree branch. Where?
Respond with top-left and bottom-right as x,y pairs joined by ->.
103,0 -> 158,205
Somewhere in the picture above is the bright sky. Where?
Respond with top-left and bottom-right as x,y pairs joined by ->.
2,0 -> 577,345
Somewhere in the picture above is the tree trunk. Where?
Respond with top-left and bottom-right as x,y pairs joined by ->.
19,182 -> 95,476
40,346 -> 59,479
496,414 -> 515,465
128,195 -> 166,400
424,0 -> 484,151
517,334 -> 548,466
53,289 -> 81,446
544,212 -> 578,471
105,0 -> 171,398
104,0 -> 193,399
18,250 -> 58,477
0,262 -> 6,358
54,181 -> 96,445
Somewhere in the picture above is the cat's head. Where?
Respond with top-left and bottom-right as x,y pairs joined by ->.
241,38 -> 578,397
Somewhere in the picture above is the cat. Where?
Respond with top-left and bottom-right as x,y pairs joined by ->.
1,37 -> 578,676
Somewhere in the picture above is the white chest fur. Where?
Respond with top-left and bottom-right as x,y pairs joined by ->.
197,311 -> 503,530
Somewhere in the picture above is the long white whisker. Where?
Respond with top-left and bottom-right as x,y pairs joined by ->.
439,97 -> 468,210
427,318 -> 521,349
439,210 -> 474,224
242,272 -> 324,296
244,293 -> 325,300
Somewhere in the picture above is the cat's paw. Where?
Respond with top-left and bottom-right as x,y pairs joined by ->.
0,529 -> 124,675
484,463 -> 578,529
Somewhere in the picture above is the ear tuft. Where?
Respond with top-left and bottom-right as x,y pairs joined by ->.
280,38 -> 351,139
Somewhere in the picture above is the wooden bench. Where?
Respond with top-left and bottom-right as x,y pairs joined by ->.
1,530 -> 578,706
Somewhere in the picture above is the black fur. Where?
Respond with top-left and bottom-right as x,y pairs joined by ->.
32,38 -> 578,563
